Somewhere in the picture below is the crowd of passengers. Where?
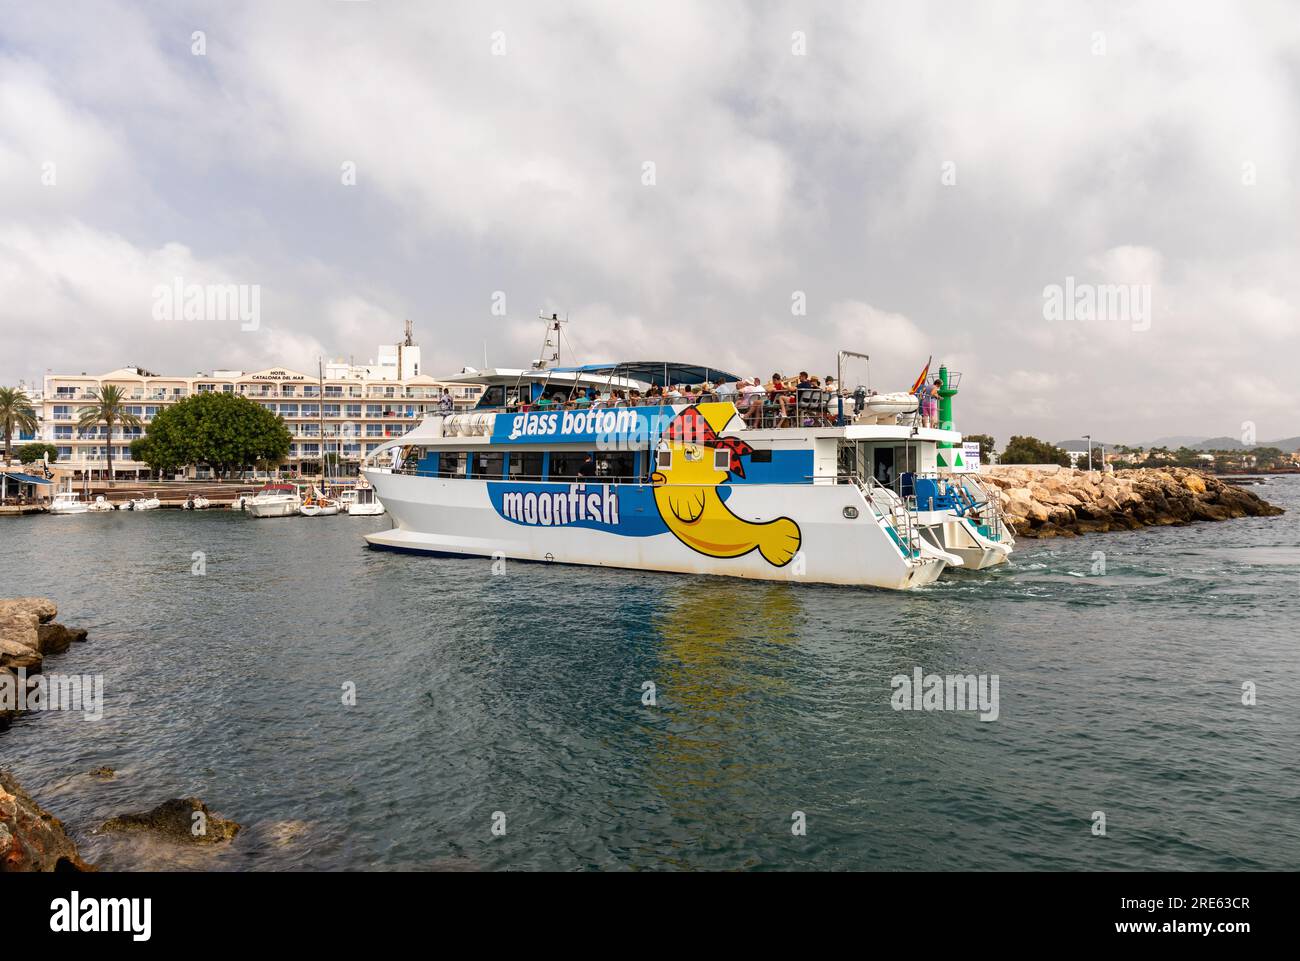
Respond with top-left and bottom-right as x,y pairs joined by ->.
501,372 -> 856,428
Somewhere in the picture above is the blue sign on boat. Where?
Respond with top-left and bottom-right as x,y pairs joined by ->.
492,405 -> 676,445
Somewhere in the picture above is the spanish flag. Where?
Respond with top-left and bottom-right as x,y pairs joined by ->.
909,357 -> 932,395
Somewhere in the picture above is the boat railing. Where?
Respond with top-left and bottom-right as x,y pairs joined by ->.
459,390 -> 856,429
912,472 -> 1013,542
955,474 -> 1014,541
837,472 -> 922,559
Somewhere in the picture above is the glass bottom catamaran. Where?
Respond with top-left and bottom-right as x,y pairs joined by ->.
361,353 -> 1013,591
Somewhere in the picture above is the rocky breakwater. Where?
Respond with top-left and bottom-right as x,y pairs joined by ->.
980,466 -> 1284,538
0,597 -> 94,871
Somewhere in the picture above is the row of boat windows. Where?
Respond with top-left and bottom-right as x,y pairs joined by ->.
399,448 -> 774,481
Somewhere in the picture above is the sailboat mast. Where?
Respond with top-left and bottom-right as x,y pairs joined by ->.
318,357 -> 326,487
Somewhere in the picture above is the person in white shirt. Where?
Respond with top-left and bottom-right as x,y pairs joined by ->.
739,377 -> 766,426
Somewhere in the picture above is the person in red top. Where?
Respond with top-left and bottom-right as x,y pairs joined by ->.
767,373 -> 793,427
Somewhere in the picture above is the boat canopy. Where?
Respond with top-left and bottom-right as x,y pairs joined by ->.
549,362 -> 745,387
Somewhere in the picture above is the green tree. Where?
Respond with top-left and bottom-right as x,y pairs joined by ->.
0,386 -> 38,462
77,385 -> 142,486
1252,446 -> 1286,469
137,392 -> 291,477
16,442 -> 58,465
963,433 -> 997,461
1000,435 -> 1071,466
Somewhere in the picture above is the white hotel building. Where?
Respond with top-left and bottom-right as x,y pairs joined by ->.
37,332 -> 483,481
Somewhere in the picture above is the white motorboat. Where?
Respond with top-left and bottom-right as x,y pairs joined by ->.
183,495 -> 211,510
48,491 -> 89,515
86,495 -> 114,512
131,496 -> 161,511
247,483 -> 302,518
347,484 -> 385,516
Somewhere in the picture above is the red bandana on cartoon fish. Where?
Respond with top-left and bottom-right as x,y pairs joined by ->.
661,406 -> 754,478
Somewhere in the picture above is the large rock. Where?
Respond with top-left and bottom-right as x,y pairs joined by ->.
0,638 -> 41,672
0,769 -> 93,871
0,599 -> 57,623
982,466 -> 1283,538
36,623 -> 85,655
99,798 -> 241,845
0,612 -> 39,651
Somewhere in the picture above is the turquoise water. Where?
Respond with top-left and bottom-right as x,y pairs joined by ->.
1,477 -> 1296,870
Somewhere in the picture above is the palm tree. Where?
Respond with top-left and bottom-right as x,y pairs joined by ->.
77,385 -> 141,486
0,386 -> 38,464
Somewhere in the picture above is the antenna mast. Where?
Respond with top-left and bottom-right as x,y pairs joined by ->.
533,311 -> 565,370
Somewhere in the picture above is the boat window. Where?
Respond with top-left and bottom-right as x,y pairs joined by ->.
656,449 -> 672,470
471,451 -> 505,479
438,452 -> 466,478
596,451 -> 637,479
508,451 -> 544,480
478,385 -> 506,409
749,449 -> 772,464
713,448 -> 731,471
548,451 -> 592,479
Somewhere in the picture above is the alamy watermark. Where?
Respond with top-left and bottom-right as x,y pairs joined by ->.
1,668 -> 104,720
152,276 -> 260,330
1043,276 -> 1151,331
891,667 -> 999,721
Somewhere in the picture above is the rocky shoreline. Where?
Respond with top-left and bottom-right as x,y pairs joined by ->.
980,466 -> 1285,538
1,597 -> 94,870
1,597 -> 241,871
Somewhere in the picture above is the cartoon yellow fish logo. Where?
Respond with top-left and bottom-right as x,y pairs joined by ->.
651,403 -> 801,567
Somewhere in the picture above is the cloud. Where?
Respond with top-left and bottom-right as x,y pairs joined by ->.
0,0 -> 1296,443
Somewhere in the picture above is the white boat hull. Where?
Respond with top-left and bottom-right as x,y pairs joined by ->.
248,498 -> 300,518
48,504 -> 89,515
364,471 -> 946,591
347,502 -> 385,516
299,503 -> 340,516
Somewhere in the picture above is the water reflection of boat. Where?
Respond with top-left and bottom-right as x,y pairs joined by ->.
644,581 -> 801,846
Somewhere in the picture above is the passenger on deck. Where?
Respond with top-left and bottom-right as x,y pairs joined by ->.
921,378 -> 941,428
740,377 -> 766,426
768,373 -> 793,427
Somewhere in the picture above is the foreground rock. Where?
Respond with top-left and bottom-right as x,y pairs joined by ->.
1,598 -> 98,870
0,598 -> 58,623
0,769 -> 93,871
1,597 -> 90,727
981,466 -> 1284,538
99,798 -> 241,845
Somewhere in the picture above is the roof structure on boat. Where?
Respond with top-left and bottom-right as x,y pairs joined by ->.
549,362 -> 745,387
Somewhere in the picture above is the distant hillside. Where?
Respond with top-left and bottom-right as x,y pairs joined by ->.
1187,436 -> 1300,452
1056,439 -> 1115,452
1122,435 -> 1300,452
1145,435 -> 1210,448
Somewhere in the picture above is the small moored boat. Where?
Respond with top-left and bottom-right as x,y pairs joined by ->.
246,483 -> 302,518
48,490 -> 89,515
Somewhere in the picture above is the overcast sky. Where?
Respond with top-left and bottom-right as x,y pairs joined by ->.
1,1 -> 1296,444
